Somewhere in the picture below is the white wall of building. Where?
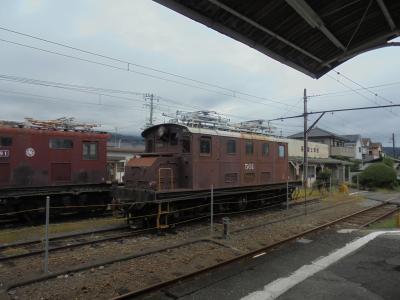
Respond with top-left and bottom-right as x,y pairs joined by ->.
283,138 -> 329,158
354,138 -> 363,160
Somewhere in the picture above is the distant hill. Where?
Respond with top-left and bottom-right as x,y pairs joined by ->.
383,147 -> 400,158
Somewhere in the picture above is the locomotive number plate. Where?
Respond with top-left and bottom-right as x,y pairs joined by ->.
244,163 -> 255,170
0,149 -> 10,157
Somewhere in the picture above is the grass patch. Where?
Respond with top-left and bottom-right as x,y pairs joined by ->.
369,216 -> 400,229
293,188 -> 362,203
0,217 -> 125,245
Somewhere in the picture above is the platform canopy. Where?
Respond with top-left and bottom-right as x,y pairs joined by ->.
153,0 -> 400,78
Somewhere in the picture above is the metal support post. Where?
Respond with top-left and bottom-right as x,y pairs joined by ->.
222,217 -> 230,239
393,133 -> 396,158
357,175 -> 359,190
303,88 -> 308,215
210,184 -> 214,234
44,196 -> 50,273
286,178 -> 289,210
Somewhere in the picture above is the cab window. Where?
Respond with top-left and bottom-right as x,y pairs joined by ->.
49,138 -> 73,149
182,137 -> 191,153
227,140 -> 236,154
278,144 -> 285,158
200,136 -> 211,155
0,137 -> 12,146
262,143 -> 269,156
83,142 -> 98,160
245,141 -> 253,155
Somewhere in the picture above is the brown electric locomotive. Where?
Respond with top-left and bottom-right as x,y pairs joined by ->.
116,121 -> 297,228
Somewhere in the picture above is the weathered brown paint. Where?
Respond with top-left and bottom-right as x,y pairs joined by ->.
124,124 -> 288,191
0,127 -> 109,187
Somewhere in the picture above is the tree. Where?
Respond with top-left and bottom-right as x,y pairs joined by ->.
359,163 -> 397,189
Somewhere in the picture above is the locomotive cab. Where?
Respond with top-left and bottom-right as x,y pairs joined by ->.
123,124 -> 191,192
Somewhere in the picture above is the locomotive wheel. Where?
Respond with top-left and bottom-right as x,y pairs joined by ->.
235,196 -> 248,210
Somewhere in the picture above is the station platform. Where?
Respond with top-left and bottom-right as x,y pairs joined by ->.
146,226 -> 400,300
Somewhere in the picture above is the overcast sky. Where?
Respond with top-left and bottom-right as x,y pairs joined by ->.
1,0 -> 399,145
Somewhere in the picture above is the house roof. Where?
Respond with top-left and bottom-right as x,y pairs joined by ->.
153,0 -> 400,78
361,138 -> 371,146
341,134 -> 360,143
371,142 -> 382,147
288,127 -> 348,141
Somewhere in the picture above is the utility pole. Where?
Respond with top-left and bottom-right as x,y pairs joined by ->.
392,133 -> 396,158
303,88 -> 308,215
144,93 -> 155,127
114,127 -> 118,147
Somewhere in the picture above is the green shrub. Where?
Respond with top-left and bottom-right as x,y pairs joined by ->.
359,163 -> 397,188
383,157 -> 394,168
316,169 -> 332,182
350,160 -> 361,172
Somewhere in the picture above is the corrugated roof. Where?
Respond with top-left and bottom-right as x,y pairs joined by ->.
126,157 -> 159,167
289,156 -> 353,165
153,0 -> 400,78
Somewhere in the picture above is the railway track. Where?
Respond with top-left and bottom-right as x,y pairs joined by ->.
111,202 -> 400,300
335,203 -> 399,228
0,198 -> 322,264
0,225 -> 138,262
0,210 -> 115,229
2,198 -> 394,299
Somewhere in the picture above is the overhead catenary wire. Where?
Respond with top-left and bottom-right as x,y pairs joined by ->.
0,74 -> 286,123
326,73 -> 399,116
269,103 -> 400,122
0,36 -> 301,110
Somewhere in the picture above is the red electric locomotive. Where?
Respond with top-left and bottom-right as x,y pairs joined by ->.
0,119 -> 111,220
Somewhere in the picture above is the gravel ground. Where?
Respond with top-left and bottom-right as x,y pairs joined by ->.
3,195 -> 378,299
11,241 -> 237,300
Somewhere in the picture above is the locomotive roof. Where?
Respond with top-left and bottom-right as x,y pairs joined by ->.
0,125 -> 109,138
142,123 -> 287,143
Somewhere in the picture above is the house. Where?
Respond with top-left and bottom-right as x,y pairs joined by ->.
361,138 -> 371,159
361,138 -> 383,161
288,127 -> 355,158
107,145 -> 144,182
341,134 -> 363,160
369,142 -> 383,160
280,138 -> 352,187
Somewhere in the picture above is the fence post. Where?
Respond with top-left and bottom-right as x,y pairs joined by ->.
222,217 -> 230,239
357,175 -> 359,190
44,196 -> 50,273
286,178 -> 289,210
210,184 -> 214,234
329,176 -> 332,194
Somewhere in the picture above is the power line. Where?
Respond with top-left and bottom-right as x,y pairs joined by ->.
0,88 -> 150,112
334,71 -> 394,104
309,80 -> 400,98
0,74 -> 208,112
269,104 -> 400,122
0,73 -> 291,123
0,28 -> 301,109
326,73 -> 398,116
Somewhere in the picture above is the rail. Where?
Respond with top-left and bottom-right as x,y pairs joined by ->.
111,202 -> 400,299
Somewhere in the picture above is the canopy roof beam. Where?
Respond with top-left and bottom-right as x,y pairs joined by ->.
376,0 -> 396,30
207,0 -> 324,63
285,0 -> 346,51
